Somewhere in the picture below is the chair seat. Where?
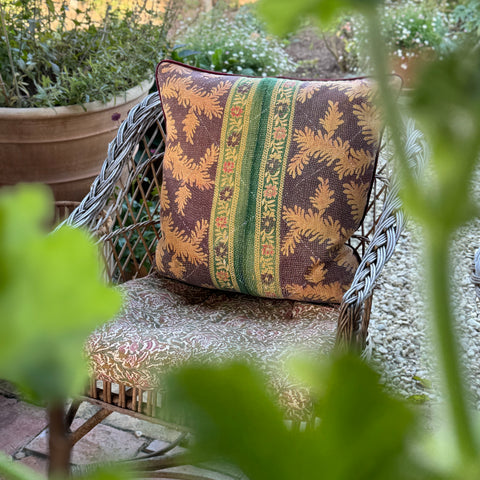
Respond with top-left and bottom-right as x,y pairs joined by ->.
86,272 -> 338,419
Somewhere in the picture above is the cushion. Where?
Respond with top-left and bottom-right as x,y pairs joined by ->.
85,272 -> 338,420
155,60 -> 384,303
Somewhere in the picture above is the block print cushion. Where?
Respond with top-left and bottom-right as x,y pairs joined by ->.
155,60 -> 385,304
86,272 -> 338,420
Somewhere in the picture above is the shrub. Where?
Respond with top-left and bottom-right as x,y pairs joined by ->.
342,1 -> 451,74
0,0 -> 176,107
174,4 -> 296,77
451,0 -> 480,38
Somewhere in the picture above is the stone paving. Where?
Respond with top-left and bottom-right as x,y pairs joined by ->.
0,382 -> 242,479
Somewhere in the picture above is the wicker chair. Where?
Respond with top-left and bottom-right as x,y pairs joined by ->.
473,248 -> 480,300
58,92 -> 423,473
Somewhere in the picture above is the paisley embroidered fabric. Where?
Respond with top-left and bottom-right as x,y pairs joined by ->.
86,272 -> 337,419
155,61 -> 384,304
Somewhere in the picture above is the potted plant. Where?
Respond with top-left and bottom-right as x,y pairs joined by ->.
0,0 -> 176,201
342,1 -> 452,87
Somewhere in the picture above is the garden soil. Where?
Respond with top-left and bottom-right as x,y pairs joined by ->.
286,27 -> 344,79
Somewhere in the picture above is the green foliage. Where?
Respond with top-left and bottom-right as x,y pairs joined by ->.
166,355 -> 424,480
452,0 -> 480,37
406,42 -> 480,228
340,1 -> 452,74
0,451 -> 44,480
162,0 -> 480,478
0,184 -> 121,403
174,5 -> 296,77
0,1 -> 173,107
257,0 -> 380,36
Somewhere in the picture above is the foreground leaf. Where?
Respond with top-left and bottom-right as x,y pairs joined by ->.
167,354 -> 426,480
0,184 -> 121,403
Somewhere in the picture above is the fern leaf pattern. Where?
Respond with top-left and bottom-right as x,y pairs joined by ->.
156,61 -> 385,303
353,102 -> 381,145
157,214 -> 209,274
343,181 -> 370,222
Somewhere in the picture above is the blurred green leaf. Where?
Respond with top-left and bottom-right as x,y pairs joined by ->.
167,354 -> 425,480
167,362 -> 292,480
413,376 -> 433,390
45,0 -> 55,14
0,184 -> 121,403
407,43 -> 480,229
257,0 -> 380,35
0,451 -> 44,480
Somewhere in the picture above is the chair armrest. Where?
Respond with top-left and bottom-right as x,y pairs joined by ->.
58,92 -> 163,234
473,248 -> 480,299
337,122 -> 426,348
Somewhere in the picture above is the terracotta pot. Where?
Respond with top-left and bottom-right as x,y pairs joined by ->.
0,79 -> 152,201
389,49 -> 435,88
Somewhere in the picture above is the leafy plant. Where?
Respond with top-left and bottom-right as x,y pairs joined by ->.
0,0 -> 179,107
451,0 -> 480,38
160,0 -> 480,478
0,184 -> 121,475
167,355 -> 423,480
174,4 -> 296,77
339,1 -> 452,74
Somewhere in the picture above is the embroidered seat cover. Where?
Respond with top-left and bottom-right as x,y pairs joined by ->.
86,273 -> 338,419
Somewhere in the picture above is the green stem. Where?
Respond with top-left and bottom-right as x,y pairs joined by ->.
365,13 -> 422,206
427,230 -> 478,461
47,403 -> 72,478
364,8 -> 478,462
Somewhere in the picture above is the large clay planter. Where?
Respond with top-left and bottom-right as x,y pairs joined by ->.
0,79 -> 152,201
389,49 -> 435,88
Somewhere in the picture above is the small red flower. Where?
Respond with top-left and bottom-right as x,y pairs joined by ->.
223,161 -> 235,173
230,105 -> 244,117
262,244 -> 274,256
217,270 -> 229,282
215,216 -> 227,229
264,184 -> 278,199
273,126 -> 286,140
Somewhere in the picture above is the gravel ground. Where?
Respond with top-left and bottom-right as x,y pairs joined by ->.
366,200 -> 480,407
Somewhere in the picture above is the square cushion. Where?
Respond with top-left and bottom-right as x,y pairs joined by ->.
155,60 -> 385,303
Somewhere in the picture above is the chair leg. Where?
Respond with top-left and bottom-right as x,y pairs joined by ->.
69,407 -> 112,446
64,402 -> 218,479
131,432 -> 188,460
66,399 -> 82,429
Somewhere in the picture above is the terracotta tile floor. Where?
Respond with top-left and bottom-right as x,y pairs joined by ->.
0,382 -> 243,479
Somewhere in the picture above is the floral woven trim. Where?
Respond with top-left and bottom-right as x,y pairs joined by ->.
249,80 -> 300,298
209,77 -> 259,291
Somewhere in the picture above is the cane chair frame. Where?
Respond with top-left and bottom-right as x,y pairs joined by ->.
59,93 -> 422,461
